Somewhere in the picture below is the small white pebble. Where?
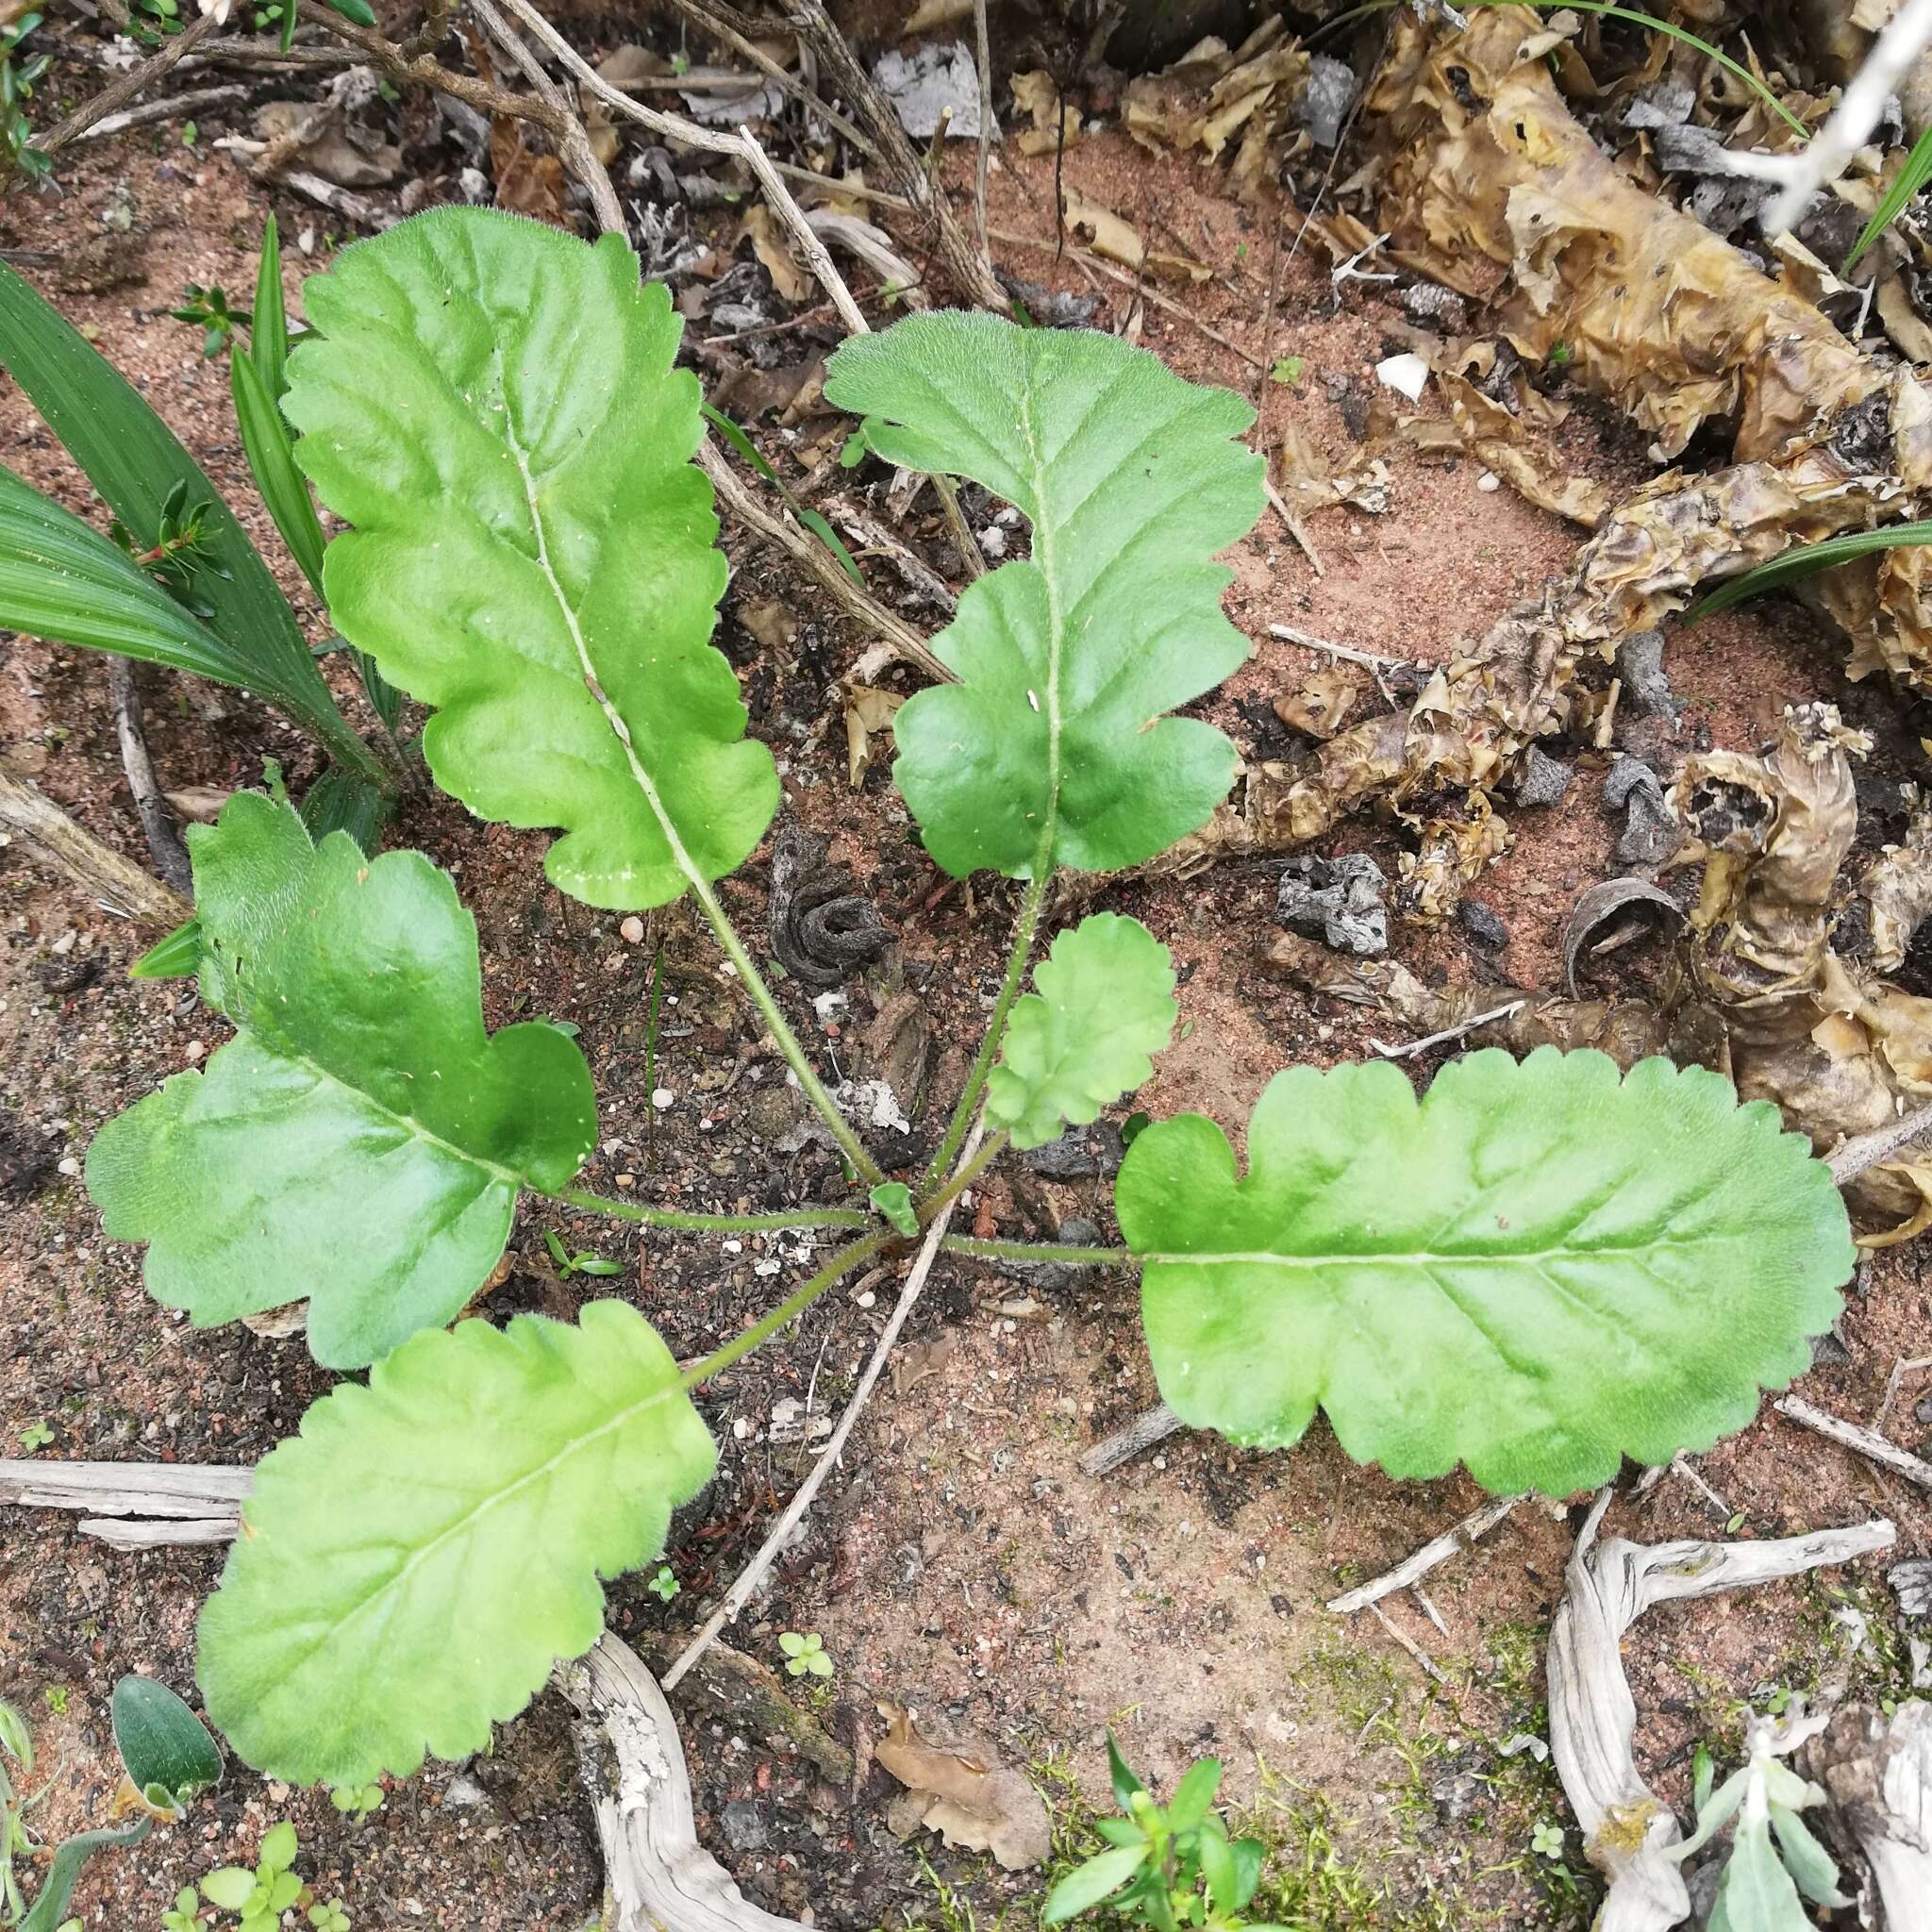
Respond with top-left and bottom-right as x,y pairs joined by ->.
620,915 -> 645,943
57,1156 -> 80,1177
651,1088 -> 675,1109
732,1417 -> 752,1441
614,1172 -> 635,1189
1476,469 -> 1502,493
856,1291 -> 876,1309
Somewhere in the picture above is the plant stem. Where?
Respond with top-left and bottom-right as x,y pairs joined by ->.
919,1130 -> 1007,1226
916,826 -> 1056,1197
556,1186 -> 873,1234
683,1232 -> 891,1387
686,874 -> 887,1189
941,1234 -> 1138,1268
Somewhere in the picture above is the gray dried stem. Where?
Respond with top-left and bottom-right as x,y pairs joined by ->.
0,768 -> 191,925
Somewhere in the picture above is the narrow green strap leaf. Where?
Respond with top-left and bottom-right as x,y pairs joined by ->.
197,1301 -> 716,1785
129,918 -> 201,980
1117,1049 -> 1852,1496
294,765 -> 391,853
0,463 -> 262,684
19,1820 -> 151,1932
251,213 -> 290,408
986,912 -> 1176,1149
1687,523 -> 1932,619
288,208 -> 776,910
0,258 -> 332,727
823,313 -> 1265,878
1848,122 -> 1932,271
232,348 -> 325,597
87,792 -> 596,1368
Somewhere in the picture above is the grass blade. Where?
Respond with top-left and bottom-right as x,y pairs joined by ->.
1686,523 -> 1932,619
1847,122 -> 1932,271
232,347 -> 325,596
250,212 -> 290,407
704,400 -> 866,584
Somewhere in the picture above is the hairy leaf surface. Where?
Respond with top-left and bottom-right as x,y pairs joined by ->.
197,1302 -> 715,1784
823,314 -> 1265,878
86,793 -> 596,1369
1117,1049 -> 1852,1495
988,913 -> 1176,1148
286,208 -> 776,908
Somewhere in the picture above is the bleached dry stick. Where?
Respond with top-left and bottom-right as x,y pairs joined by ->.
1080,1402 -> 1182,1475
1327,1492 -> 1523,1613
1548,1491 -> 1895,1932
0,769 -> 191,924
661,1123 -> 985,1691
1775,1393 -> 1932,1492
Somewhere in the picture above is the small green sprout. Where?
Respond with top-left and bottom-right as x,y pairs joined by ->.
308,1898 -> 352,1932
200,1819 -> 304,1931
1043,1737 -> 1283,1929
170,284 -> 251,359
162,1884 -> 201,1931
1269,356 -> 1306,387
328,1780 -> 383,1821
42,1685 -> 67,1715
779,1631 -> 832,1679
646,1566 -> 680,1603
1530,1820 -> 1564,1860
868,1181 -> 919,1239
16,1420 -> 52,1451
542,1228 -> 625,1278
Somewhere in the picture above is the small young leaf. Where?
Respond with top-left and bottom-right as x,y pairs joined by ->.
1163,1756 -> 1223,1834
824,313 -> 1265,879
110,1675 -> 222,1814
288,208 -> 775,911
197,1301 -> 716,1785
1106,1733 -> 1144,1810
198,1868 -> 258,1911
987,913 -> 1176,1149
87,793 -> 597,1368
1117,1049 -> 1852,1495
129,918 -> 201,981
1041,1844 -> 1150,1924
231,347 -> 325,598
258,1820 -> 298,1874
1768,1806 -> 1849,1907
250,213 -> 290,408
1846,121 -> 1932,271
868,1181 -> 919,1238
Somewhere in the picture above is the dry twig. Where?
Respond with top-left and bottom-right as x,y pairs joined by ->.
0,768 -> 191,925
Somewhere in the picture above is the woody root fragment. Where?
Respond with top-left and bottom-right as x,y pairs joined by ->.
1547,1491 -> 1929,1930
1165,8 -> 1932,919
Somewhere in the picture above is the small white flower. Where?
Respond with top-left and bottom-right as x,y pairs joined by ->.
197,0 -> 235,22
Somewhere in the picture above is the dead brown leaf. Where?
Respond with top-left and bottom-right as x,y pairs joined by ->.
843,683 -> 904,788
1274,664 -> 1365,740
874,1705 -> 1051,1872
741,205 -> 813,303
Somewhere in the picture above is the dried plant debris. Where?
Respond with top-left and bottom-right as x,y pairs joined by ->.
1274,852 -> 1389,957
1266,705 -> 1932,1237
1122,18 -> 1313,201
874,1704 -> 1051,1872
1797,1703 -> 1932,1930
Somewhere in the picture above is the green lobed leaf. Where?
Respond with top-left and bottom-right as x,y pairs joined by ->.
197,1301 -> 716,1785
286,208 -> 776,910
987,913 -> 1176,1149
823,313 -> 1265,879
86,792 -> 596,1369
1116,1049 -> 1853,1496
110,1676 -> 222,1814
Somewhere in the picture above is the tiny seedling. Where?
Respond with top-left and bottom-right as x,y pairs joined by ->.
1269,356 -> 1305,387
1043,1740 -> 1285,1930
779,1632 -> 833,1680
646,1566 -> 680,1604
1668,1717 -> 1848,1926
170,286 -> 252,360
541,1228 -> 625,1279
14,1422 -> 51,1452
199,1820 -> 307,1932
1530,1820 -> 1564,1861
327,1782 -> 383,1822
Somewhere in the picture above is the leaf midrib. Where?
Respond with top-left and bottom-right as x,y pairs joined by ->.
1014,378 -> 1063,857
494,352 -> 705,894
1142,1233 -> 1747,1269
